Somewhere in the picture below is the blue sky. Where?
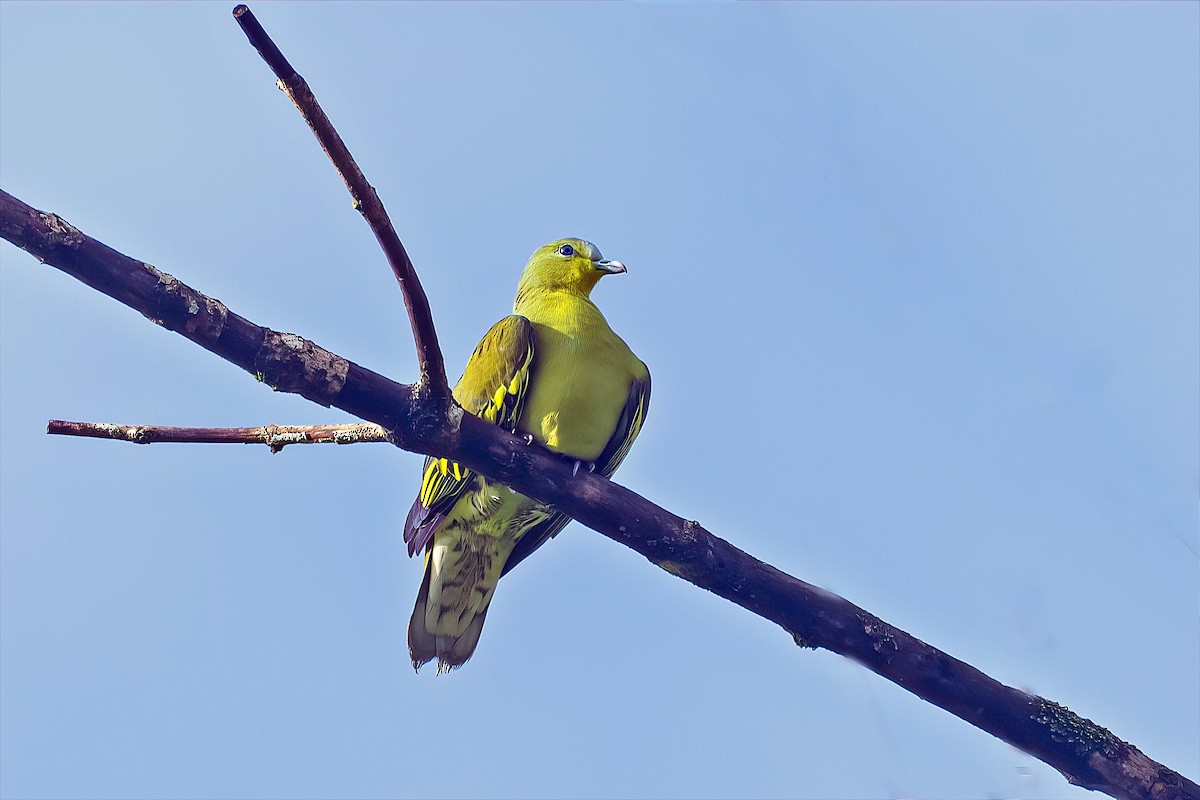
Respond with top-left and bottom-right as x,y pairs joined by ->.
1,2 -> 1196,798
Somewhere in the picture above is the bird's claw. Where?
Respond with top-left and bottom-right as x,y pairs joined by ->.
571,459 -> 597,477
522,433 -> 534,446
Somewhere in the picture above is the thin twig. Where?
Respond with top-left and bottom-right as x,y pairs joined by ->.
3,188 -> 1194,800
231,3 -> 449,398
47,420 -> 389,452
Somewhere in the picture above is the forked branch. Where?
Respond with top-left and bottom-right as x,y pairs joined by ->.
233,3 -> 448,397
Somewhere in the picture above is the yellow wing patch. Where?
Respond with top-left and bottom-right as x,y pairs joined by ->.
409,316 -> 537,530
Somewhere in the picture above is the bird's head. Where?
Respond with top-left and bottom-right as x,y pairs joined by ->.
516,238 -> 626,301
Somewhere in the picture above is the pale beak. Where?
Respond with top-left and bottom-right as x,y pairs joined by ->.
595,259 -> 627,274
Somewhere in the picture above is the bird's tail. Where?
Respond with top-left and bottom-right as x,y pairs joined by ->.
407,537 -> 512,673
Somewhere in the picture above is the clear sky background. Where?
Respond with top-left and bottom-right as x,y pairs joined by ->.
1,3 -> 1196,799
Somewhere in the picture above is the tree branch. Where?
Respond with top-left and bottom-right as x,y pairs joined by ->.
2,188 -> 1193,800
0,8 -> 1193,797
47,420 -> 389,451
231,3 -> 449,398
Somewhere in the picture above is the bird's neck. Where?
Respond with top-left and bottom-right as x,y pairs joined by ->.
513,287 -> 607,333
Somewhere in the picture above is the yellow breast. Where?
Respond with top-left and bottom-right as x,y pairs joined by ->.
517,292 -> 645,460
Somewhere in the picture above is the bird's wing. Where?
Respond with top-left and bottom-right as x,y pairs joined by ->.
403,315 -> 538,557
501,372 -> 650,576
594,370 -> 651,480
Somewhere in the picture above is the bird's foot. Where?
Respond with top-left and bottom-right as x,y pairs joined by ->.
571,459 -> 597,477
521,433 -> 535,446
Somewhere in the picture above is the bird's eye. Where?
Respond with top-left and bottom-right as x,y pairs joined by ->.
557,244 -> 575,257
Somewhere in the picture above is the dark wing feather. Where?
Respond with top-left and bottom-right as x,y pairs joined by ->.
594,373 -> 651,480
403,315 -> 538,556
501,372 -> 651,576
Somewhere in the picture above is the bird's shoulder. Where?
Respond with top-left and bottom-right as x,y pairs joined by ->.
453,314 -> 538,419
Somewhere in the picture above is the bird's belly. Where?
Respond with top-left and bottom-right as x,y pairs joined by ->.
523,347 -> 631,460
